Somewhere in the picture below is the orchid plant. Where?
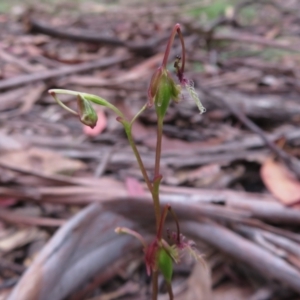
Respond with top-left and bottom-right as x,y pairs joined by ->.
49,23 -> 205,300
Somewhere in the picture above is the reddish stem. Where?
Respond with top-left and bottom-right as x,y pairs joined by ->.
154,117 -> 163,178
152,271 -> 159,300
157,204 -> 171,240
166,282 -> 174,300
168,207 -> 181,244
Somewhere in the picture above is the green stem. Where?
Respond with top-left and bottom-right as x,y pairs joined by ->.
124,126 -> 153,193
154,117 -> 163,177
130,104 -> 147,126
124,109 -> 162,230
152,179 -> 162,231
151,116 -> 164,230
152,270 -> 159,300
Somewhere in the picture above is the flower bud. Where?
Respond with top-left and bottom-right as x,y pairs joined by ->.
77,94 -> 98,128
148,67 -> 163,108
148,67 -> 181,119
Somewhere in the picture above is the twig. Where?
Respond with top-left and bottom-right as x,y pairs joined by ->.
69,254 -> 136,300
6,204 -> 139,300
0,278 -> 19,291
0,55 -> 131,91
234,0 -> 293,18
26,18 -> 169,55
0,48 -> 42,73
0,257 -> 25,274
213,31 -> 300,53
182,221 -> 300,294
0,209 -> 65,227
94,143 -> 123,178
202,88 -> 300,180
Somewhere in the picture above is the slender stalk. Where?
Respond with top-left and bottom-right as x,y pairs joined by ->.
151,116 -> 164,230
166,282 -> 174,300
125,128 -> 153,193
152,270 -> 159,300
130,104 -> 147,126
152,180 -> 162,230
157,204 -> 171,240
154,117 -> 163,177
50,92 -> 78,116
115,227 -> 147,249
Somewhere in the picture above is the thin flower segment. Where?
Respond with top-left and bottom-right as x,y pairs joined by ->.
174,56 -> 206,114
77,94 -> 98,128
167,231 -> 205,266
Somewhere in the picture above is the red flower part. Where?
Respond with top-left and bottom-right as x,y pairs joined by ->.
144,240 -> 159,276
147,67 -> 163,107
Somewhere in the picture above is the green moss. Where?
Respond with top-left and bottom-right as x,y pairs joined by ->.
187,0 -> 237,20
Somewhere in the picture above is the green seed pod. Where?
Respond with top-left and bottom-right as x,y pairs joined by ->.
77,94 -> 98,128
157,248 -> 173,283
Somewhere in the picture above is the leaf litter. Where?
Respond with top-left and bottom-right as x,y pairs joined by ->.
1,0 -> 300,299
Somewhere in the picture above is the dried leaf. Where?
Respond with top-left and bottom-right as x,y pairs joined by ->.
0,147 -> 86,175
19,82 -> 45,114
167,263 -> 211,300
0,87 -> 29,111
0,228 -> 45,252
212,282 -> 253,300
260,157 -> 300,205
0,133 -> 25,151
67,53 -> 163,87
167,164 -> 221,186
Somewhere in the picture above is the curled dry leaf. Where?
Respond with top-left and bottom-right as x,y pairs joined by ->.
260,156 -> 300,205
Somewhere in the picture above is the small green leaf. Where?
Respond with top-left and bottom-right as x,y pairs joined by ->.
77,94 -> 98,128
157,248 -> 173,283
